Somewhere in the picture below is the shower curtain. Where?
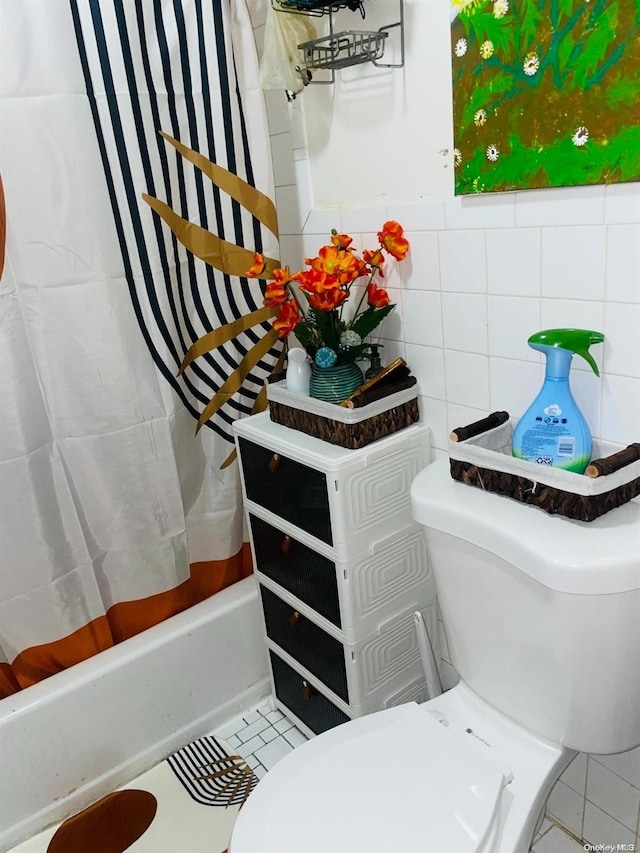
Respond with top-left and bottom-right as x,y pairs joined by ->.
0,0 -> 280,698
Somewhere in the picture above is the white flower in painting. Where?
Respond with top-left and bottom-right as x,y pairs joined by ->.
453,148 -> 462,166
572,126 -> 589,146
523,53 -> 540,76
480,40 -> 495,59
474,109 -> 488,126
486,144 -> 500,161
454,38 -> 468,57
493,0 -> 509,17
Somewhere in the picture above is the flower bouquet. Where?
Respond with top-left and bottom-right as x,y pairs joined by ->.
246,220 -> 410,402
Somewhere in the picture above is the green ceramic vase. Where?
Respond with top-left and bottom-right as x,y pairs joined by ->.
309,362 -> 363,404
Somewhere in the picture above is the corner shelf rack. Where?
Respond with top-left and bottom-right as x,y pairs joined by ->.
271,0 -> 404,83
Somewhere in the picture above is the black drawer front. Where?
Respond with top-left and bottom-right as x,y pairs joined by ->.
270,652 -> 350,735
260,585 -> 348,702
238,437 -> 332,545
250,515 -> 341,628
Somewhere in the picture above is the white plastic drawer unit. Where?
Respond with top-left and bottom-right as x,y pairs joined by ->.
249,513 -> 341,626
234,413 -> 431,561
250,514 -> 434,641
238,436 -> 333,544
268,650 -> 350,735
260,580 -> 439,714
232,411 -> 437,736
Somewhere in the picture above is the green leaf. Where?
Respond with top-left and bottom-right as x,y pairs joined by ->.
570,2 -> 619,89
557,30 -> 575,76
552,0 -> 576,28
311,310 -> 343,352
294,320 -> 321,350
517,0 -> 543,50
350,304 -> 395,340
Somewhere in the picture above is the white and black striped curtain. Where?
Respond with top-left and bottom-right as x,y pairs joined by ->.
0,0 -> 278,697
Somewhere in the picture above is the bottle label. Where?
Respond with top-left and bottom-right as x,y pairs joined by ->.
519,403 -> 575,464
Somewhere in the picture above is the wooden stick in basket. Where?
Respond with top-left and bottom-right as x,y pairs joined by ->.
585,443 -> 640,478
338,358 -> 408,408
449,411 -> 510,443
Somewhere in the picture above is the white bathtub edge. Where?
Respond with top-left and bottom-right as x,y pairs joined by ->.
2,678 -> 270,853
1,577 -> 269,852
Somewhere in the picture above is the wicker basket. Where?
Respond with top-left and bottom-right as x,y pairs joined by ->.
266,381 -> 419,449
449,412 -> 640,522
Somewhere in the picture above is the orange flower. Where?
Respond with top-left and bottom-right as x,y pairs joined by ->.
263,280 -> 289,307
293,268 -> 352,312
273,299 -> 302,338
307,287 -> 349,312
263,266 -> 293,306
308,246 -> 361,285
245,252 -> 266,278
272,266 -> 293,286
363,249 -> 384,267
362,249 -> 385,277
367,281 -> 390,308
242,222 -> 407,355
378,220 -> 409,261
330,231 -> 353,251
292,268 -> 338,295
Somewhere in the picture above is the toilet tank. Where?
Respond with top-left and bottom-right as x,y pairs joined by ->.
411,459 -> 640,755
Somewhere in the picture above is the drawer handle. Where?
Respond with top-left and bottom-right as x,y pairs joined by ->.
281,535 -> 291,556
302,680 -> 313,701
288,610 -> 301,627
268,453 -> 280,472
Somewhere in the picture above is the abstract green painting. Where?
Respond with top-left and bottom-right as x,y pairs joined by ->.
451,0 -> 640,194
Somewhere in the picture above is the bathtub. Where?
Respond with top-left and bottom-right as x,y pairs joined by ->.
0,576 -> 270,852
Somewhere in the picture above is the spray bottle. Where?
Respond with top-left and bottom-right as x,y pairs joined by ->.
512,329 -> 604,474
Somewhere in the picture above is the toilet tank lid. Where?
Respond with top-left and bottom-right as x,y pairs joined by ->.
411,459 -> 640,595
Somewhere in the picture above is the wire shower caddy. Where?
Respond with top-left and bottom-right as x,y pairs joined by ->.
271,0 -> 404,82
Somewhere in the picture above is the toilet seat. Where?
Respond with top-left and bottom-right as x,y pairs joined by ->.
230,702 -> 509,853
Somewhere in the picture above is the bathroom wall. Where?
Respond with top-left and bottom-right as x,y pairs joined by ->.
247,0 -> 640,846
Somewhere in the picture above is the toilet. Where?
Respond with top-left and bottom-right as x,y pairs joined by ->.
230,458 -> 640,853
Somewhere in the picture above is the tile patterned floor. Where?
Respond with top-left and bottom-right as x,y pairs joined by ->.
212,697 -> 308,782
214,701 -> 587,853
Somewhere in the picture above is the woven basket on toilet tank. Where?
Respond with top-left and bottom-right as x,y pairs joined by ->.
448,411 -> 640,523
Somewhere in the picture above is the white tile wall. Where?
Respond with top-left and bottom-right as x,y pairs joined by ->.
442,292 -> 488,354
486,228 -> 541,296
439,229 -> 487,292
605,225 -> 640,302
252,12 -> 640,842
540,226 -> 606,301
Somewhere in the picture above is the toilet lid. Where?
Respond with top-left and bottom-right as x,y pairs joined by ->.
230,703 -> 507,853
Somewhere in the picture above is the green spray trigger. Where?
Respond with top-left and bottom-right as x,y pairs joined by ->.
528,329 -> 604,376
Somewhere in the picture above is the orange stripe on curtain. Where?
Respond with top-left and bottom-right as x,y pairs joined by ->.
190,542 -> 254,605
0,663 -> 21,697
9,616 -> 114,692
106,578 -> 193,644
0,546 -> 254,700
